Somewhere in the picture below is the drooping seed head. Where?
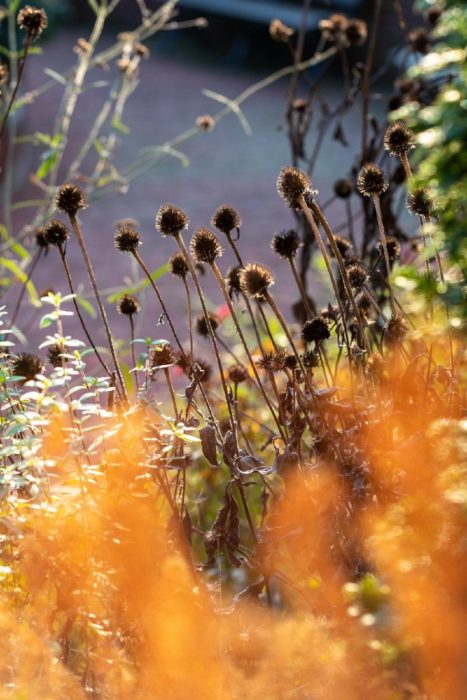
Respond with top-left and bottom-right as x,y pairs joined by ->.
334,178 -> 353,199
277,166 -> 311,209
17,6 -> 48,38
43,219 -> 69,247
384,314 -> 409,344
211,205 -> 241,235
407,188 -> 435,218
384,121 -> 416,157
271,229 -> 301,259
196,313 -> 219,337
357,163 -> 388,197
117,294 -> 140,316
190,228 -> 222,265
377,235 -> 401,261
47,343 -> 69,368
115,225 -> 141,253
302,316 -> 330,344
239,263 -> 274,298
155,203 -> 189,237
12,352 -> 43,381
347,263 -> 369,291
169,252 -> 189,279
56,183 -> 86,217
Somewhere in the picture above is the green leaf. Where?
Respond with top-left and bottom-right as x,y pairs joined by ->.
36,150 -> 59,180
0,257 -> 39,305
77,295 -> 97,319
107,264 -> 169,303
111,115 -> 130,135
0,224 -> 29,259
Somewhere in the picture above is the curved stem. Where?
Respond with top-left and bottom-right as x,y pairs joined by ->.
0,36 -> 31,141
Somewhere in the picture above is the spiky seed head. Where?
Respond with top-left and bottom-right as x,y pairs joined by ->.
169,252 -> 189,278
271,229 -> 301,259
228,364 -> 248,384
12,352 -> 43,381
239,263 -> 274,299
269,18 -> 294,43
117,294 -> 140,316
407,188 -> 434,218
196,114 -> 215,132
347,264 -> 369,291
302,316 -> 330,344
319,14 -> 348,42
196,313 -> 219,337
47,343 -> 69,367
190,228 -> 222,265
257,352 -> 276,372
43,219 -> 69,247
384,122 -> 416,157
115,225 -> 141,253
226,265 -> 242,298
377,235 -> 401,261
56,183 -> 86,216
150,343 -> 175,369
330,234 -> 352,259
409,27 -> 430,54
17,6 -> 47,38
277,166 -> 311,209
35,226 -> 49,250
357,292 -> 373,316
345,18 -> 367,45
357,163 -> 388,197
284,354 -> 298,370
384,314 -> 409,344
211,205 -> 241,235
302,350 -> 320,368
334,178 -> 353,199
155,203 -> 189,237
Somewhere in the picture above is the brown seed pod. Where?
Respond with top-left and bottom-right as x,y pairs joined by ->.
271,229 -> 301,259
47,343 -> 69,368
384,314 -> 409,344
190,228 -> 223,264
155,203 -> 189,237
196,313 -> 219,337
407,188 -> 435,218
384,121 -> 416,157
169,252 -> 189,279
56,183 -> 86,217
347,264 -> 369,291
302,316 -> 330,343
228,364 -> 248,384
150,343 -> 176,369
43,219 -> 69,247
357,163 -> 388,197
17,6 -> 48,38
277,166 -> 311,209
377,235 -> 401,261
12,352 -> 43,381
239,263 -> 274,299
115,225 -> 141,253
269,18 -> 294,43
211,205 -> 241,235
117,294 -> 140,316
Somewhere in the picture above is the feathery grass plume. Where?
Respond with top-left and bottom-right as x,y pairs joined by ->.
196,114 -> 215,132
42,219 -> 69,247
269,18 -> 294,43
271,229 -> 300,259
17,6 -> 47,38
115,225 -> 142,253
407,188 -> 435,218
334,178 -> 353,199
56,183 -> 86,217
329,234 -> 352,259
302,316 -> 330,344
196,313 -> 219,337
47,343 -> 69,368
228,364 -> 248,384
239,263 -> 274,299
383,122 -> 416,157
155,204 -> 189,237
211,205 -> 241,235
377,236 -> 401,262
12,352 -> 43,381
150,343 -> 176,370
117,295 -> 140,317
169,252 -> 189,278
347,264 -> 369,291
384,314 -> 409,344
190,229 -> 222,265
357,163 -> 388,197
277,166 -> 311,209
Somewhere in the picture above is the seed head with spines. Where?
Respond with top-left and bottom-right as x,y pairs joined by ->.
150,343 -> 176,369
12,352 -> 43,381
239,263 -> 274,299
384,121 -> 416,157
302,316 -> 330,344
56,183 -> 86,217
211,205 -> 241,235
272,229 -> 300,259
115,225 -> 141,253
407,188 -> 434,218
228,364 -> 248,384
226,266 -> 242,298
47,343 -> 69,368
384,314 -> 409,344
330,234 -> 352,259
117,295 -> 140,317
35,226 -> 49,251
196,313 -> 219,337
377,236 -> 401,262
357,163 -> 388,197
43,219 -> 69,247
17,6 -> 48,38
155,204 -> 189,237
169,252 -> 189,279
277,166 -> 311,209
347,264 -> 369,291
190,229 -> 222,265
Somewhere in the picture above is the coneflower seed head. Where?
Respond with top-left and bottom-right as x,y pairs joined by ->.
384,121 -> 416,157
211,205 -> 241,235
357,163 -> 388,197
115,226 -> 141,253
155,204 -> 189,237
169,252 -> 189,278
190,229 -> 222,265
302,316 -> 330,344
17,6 -> 47,38
277,166 -> 311,209
117,294 -> 140,316
56,183 -> 86,217
271,229 -> 300,259
43,219 -> 69,247
239,263 -> 274,298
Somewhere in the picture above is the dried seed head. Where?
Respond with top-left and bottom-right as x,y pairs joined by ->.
302,350 -> 320,368
345,18 -> 367,45
0,63 -> 8,86
407,188 -> 434,218
302,316 -> 330,344
330,234 -> 352,259
47,343 -> 69,368
177,356 -> 212,383
284,354 -> 298,370
12,352 -> 43,381
409,27 -> 430,55
17,6 -> 47,38
239,263 -> 274,298
271,229 -> 301,259
56,183 -> 86,217
196,313 -> 219,337
377,235 -> 401,261
169,252 -> 189,279
277,166 -> 311,209
257,351 -> 276,371
196,114 -> 215,132
384,121 -> 416,157
356,292 -> 373,316
43,219 -> 69,247
228,364 -> 248,384
269,18 -> 294,43
115,225 -> 141,253
226,265 -> 242,298
357,163 -> 388,197
117,294 -> 140,316
190,228 -> 222,265
35,226 -> 49,250
211,205 -> 241,235
319,14 -> 348,42
384,314 -> 409,344
334,178 -> 353,199
155,203 -> 189,237
347,263 -> 369,291
150,343 -> 175,369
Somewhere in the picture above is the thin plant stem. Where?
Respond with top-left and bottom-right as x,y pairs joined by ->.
289,256 -> 313,318
8,248 -> 42,328
163,367 -> 178,418
183,276 -> 194,359
0,35 -> 32,141
129,314 -> 139,391
371,195 -> 396,315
